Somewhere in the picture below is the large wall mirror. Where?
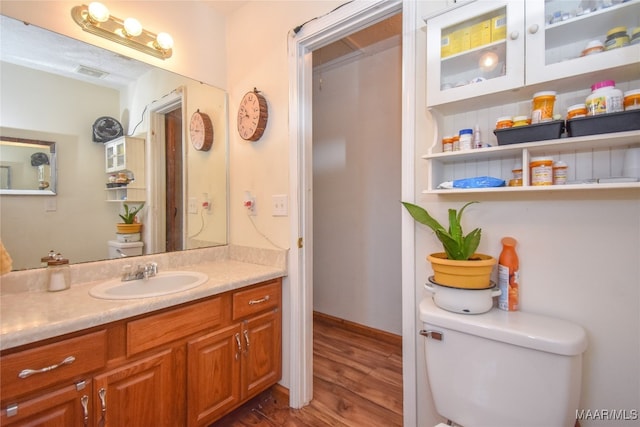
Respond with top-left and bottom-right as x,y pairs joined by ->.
0,15 -> 229,271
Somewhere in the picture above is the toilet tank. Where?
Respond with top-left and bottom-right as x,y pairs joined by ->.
419,297 -> 587,427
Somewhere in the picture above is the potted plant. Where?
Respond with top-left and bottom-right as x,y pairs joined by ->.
401,201 -> 496,289
116,202 -> 144,234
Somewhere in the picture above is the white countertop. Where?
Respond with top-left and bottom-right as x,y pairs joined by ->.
0,258 -> 286,351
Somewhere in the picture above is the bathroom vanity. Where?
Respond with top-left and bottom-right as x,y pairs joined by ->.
0,246 -> 286,426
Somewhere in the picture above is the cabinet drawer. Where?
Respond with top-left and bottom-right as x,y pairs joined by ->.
1,330 -> 106,400
232,281 -> 281,320
127,296 -> 223,356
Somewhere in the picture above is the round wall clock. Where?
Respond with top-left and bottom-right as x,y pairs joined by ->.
189,110 -> 214,151
237,88 -> 268,141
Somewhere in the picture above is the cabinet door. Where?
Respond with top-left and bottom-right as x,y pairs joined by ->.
241,309 -> 282,401
104,139 -> 125,173
186,324 -> 242,427
525,0 -> 640,86
1,381 -> 92,427
93,349 -> 179,427
426,0 -> 525,107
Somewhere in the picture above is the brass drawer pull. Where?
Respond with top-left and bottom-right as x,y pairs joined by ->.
248,295 -> 270,305
18,356 -> 76,378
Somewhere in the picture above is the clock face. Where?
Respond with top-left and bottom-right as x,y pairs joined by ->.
237,91 -> 268,141
190,111 -> 213,151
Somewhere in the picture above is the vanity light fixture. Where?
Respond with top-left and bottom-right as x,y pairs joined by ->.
71,2 -> 173,60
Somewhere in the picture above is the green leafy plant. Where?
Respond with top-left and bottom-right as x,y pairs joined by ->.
401,201 -> 481,260
119,203 -> 145,224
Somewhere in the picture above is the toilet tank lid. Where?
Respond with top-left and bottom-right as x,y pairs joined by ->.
419,298 -> 587,356
108,240 -> 144,248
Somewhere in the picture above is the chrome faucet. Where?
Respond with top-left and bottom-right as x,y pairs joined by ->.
121,262 -> 158,281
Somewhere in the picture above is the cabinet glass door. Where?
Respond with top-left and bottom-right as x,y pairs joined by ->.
426,0 -> 525,108
526,0 -> 640,85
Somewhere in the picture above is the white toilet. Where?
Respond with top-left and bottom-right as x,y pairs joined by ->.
420,297 -> 587,427
107,240 -> 144,259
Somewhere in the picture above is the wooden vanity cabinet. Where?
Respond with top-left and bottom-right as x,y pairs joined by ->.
187,279 -> 282,427
0,380 -> 93,427
92,349 -> 180,427
1,278 -> 282,427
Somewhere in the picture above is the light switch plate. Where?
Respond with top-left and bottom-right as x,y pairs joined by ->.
188,197 -> 198,214
272,194 -> 288,216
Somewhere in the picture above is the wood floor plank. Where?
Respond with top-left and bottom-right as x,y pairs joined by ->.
211,315 -> 403,426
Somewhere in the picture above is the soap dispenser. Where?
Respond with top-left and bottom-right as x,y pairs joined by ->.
47,253 -> 70,292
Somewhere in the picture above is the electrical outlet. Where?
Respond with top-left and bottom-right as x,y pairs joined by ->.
44,197 -> 57,212
244,191 -> 256,216
272,194 -> 288,216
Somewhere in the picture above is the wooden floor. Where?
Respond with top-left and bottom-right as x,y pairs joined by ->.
212,313 -> 403,426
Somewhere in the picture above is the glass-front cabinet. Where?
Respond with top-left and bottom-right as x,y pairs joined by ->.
526,0 -> 640,85
104,136 -> 145,202
426,0 -> 640,110
426,0 -> 525,107
423,0 -> 640,194
105,137 -> 126,172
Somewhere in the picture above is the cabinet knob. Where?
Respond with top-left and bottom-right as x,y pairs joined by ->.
509,31 -> 519,40
528,24 -> 539,34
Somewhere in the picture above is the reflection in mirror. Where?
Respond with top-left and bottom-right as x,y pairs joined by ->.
0,137 -> 57,195
0,15 -> 228,271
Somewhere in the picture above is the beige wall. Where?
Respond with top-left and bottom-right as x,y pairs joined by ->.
225,1 -> 343,250
312,41 -> 403,335
0,63 -> 120,268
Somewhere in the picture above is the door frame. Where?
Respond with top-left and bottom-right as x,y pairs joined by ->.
146,88 -> 186,254
287,0 -> 418,424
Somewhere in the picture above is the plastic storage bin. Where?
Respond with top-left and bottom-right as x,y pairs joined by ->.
494,120 -> 564,145
566,110 -> 640,137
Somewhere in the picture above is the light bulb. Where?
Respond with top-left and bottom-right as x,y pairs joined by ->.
479,51 -> 499,72
88,2 -> 110,23
123,18 -> 143,37
155,32 -> 174,50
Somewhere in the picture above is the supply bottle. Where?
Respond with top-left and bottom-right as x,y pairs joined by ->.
473,124 -> 483,149
498,237 -> 519,311
47,253 -> 70,292
458,128 -> 473,151
586,80 -> 623,115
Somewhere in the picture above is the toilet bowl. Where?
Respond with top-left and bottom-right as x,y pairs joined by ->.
420,297 -> 587,427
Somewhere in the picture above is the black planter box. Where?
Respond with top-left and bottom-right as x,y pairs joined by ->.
566,109 -> 640,137
494,120 -> 565,145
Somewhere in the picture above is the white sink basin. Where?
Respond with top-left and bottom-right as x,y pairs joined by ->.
89,271 -> 208,300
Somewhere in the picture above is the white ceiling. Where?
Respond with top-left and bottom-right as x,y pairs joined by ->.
0,14 -> 155,90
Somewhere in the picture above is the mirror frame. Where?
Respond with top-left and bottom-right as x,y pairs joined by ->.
0,136 -> 57,195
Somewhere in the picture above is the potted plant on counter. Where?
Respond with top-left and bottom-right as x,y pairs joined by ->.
401,201 -> 496,289
116,202 -> 144,234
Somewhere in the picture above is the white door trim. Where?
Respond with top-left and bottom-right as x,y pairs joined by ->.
146,88 -> 186,253
287,1 -> 417,424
